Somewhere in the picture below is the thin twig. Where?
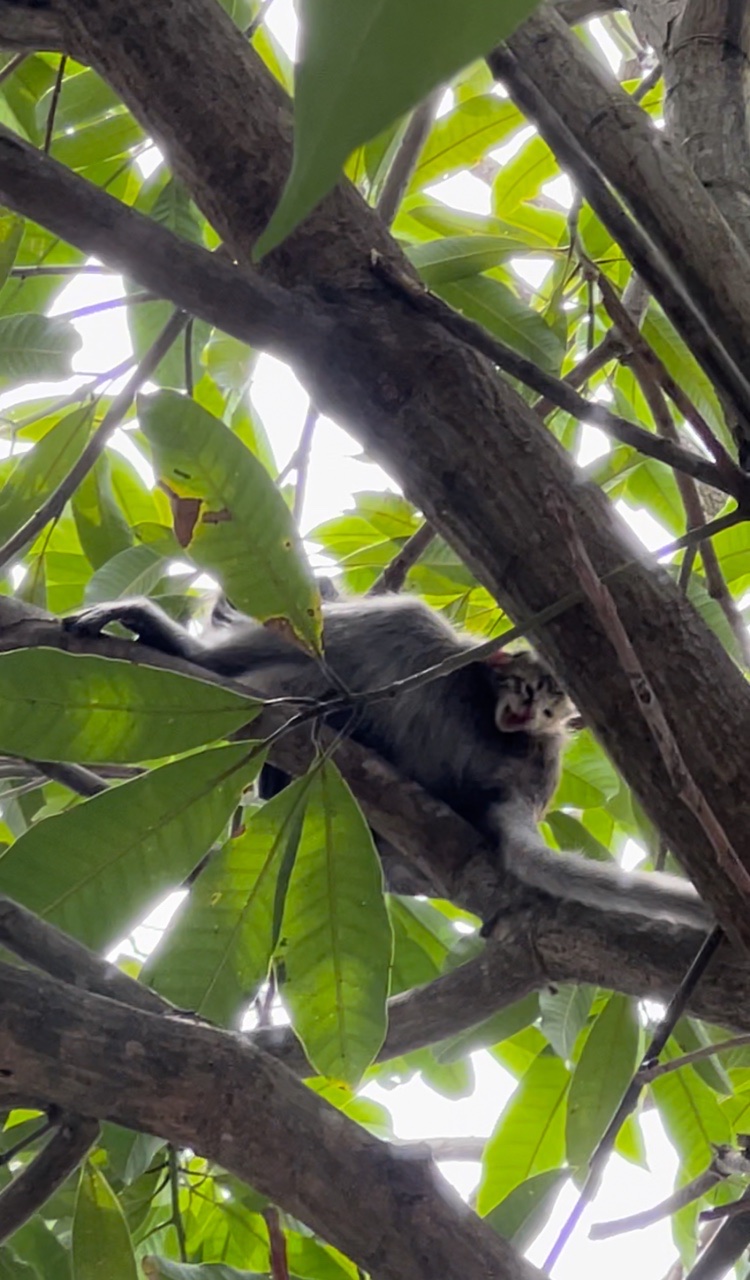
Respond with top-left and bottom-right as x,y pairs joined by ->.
184,317 -> 194,396
0,1115 -> 99,1244
590,1169 -> 722,1239
632,63 -> 663,103
369,521 -> 436,594
376,88 -> 442,226
593,269 -> 736,483
264,1206 -> 290,1280
638,1032 -> 750,1083
292,402 -> 318,525
168,1146 -> 188,1262
9,264 -> 115,278
34,760 -> 108,798
0,308 -> 188,572
54,291 -> 153,322
544,927 -> 724,1270
0,54 -> 26,88
3,354 -> 137,435
370,253 -> 749,504
244,0 -> 274,39
42,55 -> 66,155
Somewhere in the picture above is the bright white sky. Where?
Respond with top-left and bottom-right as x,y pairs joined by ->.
0,9 -> 719,1276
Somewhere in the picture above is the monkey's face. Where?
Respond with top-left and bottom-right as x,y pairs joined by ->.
491,653 -> 577,737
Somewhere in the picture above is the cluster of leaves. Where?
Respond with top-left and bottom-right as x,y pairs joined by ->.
0,3 -> 750,1277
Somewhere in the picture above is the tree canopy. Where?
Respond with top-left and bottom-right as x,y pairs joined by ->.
0,1 -> 749,1278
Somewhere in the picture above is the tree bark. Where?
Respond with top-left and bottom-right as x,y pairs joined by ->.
0,963 -> 541,1280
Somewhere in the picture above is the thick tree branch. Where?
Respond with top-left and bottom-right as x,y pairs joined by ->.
0,964 -> 541,1280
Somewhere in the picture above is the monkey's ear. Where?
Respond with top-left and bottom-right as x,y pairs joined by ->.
485,648 -> 512,667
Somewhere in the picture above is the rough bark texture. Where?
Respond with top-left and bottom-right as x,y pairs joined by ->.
0,964 -> 541,1280
1,0 -> 746,943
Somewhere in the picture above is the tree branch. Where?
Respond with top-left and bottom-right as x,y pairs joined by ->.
0,963 -> 542,1280
0,1115 -> 99,1245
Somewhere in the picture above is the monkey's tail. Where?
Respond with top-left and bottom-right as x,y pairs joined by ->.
522,842 -> 710,927
492,804 -> 711,928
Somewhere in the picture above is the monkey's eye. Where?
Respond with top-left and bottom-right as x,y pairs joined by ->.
543,708 -> 553,717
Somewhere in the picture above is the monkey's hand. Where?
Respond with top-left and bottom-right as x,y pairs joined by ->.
63,598 -> 196,661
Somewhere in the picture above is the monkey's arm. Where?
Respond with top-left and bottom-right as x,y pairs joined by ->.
63,598 -> 205,662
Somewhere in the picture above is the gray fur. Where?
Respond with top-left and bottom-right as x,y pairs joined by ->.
65,594 -> 710,928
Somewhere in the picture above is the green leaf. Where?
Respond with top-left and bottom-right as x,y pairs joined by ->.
0,209 -> 24,290
0,313 -> 81,385
52,112 -> 143,172
436,276 -> 564,374
142,1262 -> 271,1280
492,135 -> 558,215
0,407 -> 91,543
140,390 -> 321,651
0,743 -> 260,949
406,235 -> 532,286
83,543 -> 172,604
37,67 -> 122,134
651,1053 -> 732,1178
279,761 -> 392,1084
72,456 -> 133,570
674,1018 -> 733,1096
544,811 -> 612,862
485,1169 -> 568,1250
566,993 -> 639,1169
539,984 -> 594,1061
0,1246 -> 36,1280
0,649 -> 259,763
143,778 -> 314,1024
435,994 -> 540,1063
72,1163 -> 137,1280
409,96 -> 523,192
255,0 -> 541,256
477,1051 -> 570,1215
554,731 -> 619,809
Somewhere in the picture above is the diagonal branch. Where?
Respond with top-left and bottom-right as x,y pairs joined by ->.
0,962 -> 542,1280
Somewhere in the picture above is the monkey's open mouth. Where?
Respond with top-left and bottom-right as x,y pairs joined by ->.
501,708 -> 533,730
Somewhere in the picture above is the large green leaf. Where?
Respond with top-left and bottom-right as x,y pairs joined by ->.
566,993 -> 639,1169
436,276 -> 564,374
140,391 -> 321,651
0,209 -> 23,290
37,67 -> 122,134
485,1169 -> 568,1250
554,731 -> 619,809
477,1051 -> 570,1215
143,777 -> 313,1024
83,542 -> 172,604
52,113 -> 143,172
72,1164 -> 137,1280
279,761 -> 392,1084
407,235 -> 532,286
0,313 -> 81,385
0,743 -> 260,948
72,456 -> 133,570
0,649 -> 259,763
539,984 -> 594,1062
409,95 -> 523,191
255,0 -> 541,256
0,406 -> 91,543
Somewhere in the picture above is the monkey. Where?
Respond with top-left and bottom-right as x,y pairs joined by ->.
63,593 -> 710,928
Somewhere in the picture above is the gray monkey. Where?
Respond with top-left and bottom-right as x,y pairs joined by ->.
65,593 -> 709,928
